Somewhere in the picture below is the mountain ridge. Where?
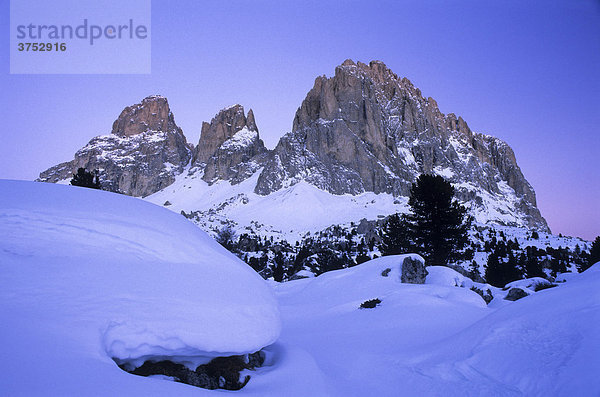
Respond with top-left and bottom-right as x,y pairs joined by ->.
37,59 -> 549,233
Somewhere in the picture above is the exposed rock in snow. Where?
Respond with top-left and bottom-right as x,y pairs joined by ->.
504,287 -> 529,301
401,256 -> 428,284
121,351 -> 265,390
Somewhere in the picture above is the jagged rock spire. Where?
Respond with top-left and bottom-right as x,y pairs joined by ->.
193,105 -> 268,184
194,104 -> 259,165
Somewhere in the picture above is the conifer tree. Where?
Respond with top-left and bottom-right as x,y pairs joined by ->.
485,249 -> 523,287
379,175 -> 472,265
582,236 -> 600,272
378,213 -> 411,256
70,168 -> 101,189
524,246 -> 544,278
272,252 -> 286,282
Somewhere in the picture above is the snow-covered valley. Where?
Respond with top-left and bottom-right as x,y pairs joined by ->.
1,180 -> 598,396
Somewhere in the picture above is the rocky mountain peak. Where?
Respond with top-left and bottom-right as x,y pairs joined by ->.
246,108 -> 258,132
194,104 -> 259,165
348,60 -> 400,84
111,95 -> 182,138
256,59 -> 548,231
38,95 -> 191,196
192,105 -> 268,185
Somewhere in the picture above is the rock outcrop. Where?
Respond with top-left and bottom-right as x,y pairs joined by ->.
192,105 -> 268,184
111,95 -> 181,137
401,256 -> 428,284
255,60 -> 548,231
38,95 -> 191,197
120,351 -> 265,390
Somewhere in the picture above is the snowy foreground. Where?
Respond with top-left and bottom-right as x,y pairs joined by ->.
1,180 -> 599,396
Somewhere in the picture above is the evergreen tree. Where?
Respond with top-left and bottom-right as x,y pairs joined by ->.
524,246 -> 544,278
485,249 -> 523,287
247,256 -> 261,272
583,236 -> 600,272
496,240 -> 507,257
506,252 -> 523,280
468,260 -> 482,281
403,174 -> 472,265
312,248 -> 345,275
550,257 -> 566,277
272,252 -> 286,282
70,168 -> 101,189
378,213 -> 411,256
485,252 -> 504,287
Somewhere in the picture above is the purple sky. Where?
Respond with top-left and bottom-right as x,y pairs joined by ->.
1,0 -> 598,240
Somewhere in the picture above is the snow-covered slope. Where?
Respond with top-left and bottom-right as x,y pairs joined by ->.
406,263 -> 600,396
0,180 -> 280,395
266,257 -> 600,396
2,180 -> 597,396
146,167 -> 409,241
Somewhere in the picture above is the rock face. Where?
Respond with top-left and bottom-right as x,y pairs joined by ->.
111,95 -> 180,137
38,96 -> 191,197
255,60 -> 548,231
192,105 -> 268,184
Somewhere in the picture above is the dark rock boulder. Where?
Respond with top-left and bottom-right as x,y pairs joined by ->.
120,351 -> 265,391
505,287 -> 529,301
401,256 -> 428,284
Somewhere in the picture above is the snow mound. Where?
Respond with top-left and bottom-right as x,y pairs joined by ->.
426,265 -> 473,288
268,255 -> 489,396
0,180 -> 280,395
275,254 -> 485,317
504,277 -> 553,292
270,259 -> 600,396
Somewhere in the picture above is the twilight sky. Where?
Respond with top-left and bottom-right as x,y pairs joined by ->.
1,0 -> 598,240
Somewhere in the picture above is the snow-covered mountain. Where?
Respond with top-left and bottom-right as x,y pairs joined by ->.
192,104 -> 269,185
2,180 -> 598,395
38,95 -> 192,196
256,60 -> 546,232
38,60 -> 549,239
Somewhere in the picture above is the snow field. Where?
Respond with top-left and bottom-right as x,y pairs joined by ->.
1,180 -> 598,396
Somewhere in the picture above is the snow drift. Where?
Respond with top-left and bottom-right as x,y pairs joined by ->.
0,180 -> 280,395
